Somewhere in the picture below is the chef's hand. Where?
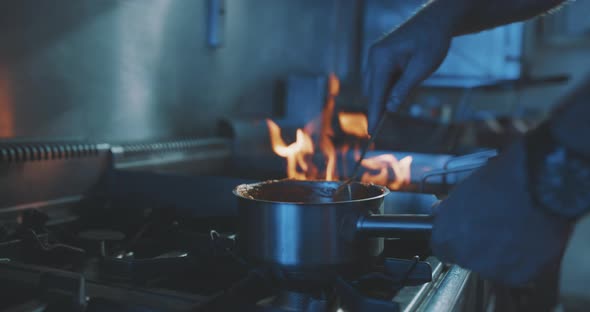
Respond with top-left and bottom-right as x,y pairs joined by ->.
430,140 -> 573,286
364,12 -> 452,130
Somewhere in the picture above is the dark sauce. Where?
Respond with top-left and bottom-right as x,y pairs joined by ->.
235,179 -> 387,204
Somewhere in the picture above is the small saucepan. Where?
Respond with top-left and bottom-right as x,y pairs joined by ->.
233,179 -> 433,281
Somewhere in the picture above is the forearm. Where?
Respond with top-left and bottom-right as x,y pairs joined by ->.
414,0 -> 567,36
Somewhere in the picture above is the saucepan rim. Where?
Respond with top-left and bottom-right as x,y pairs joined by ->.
233,178 -> 390,205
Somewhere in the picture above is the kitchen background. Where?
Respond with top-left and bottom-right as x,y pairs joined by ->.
0,1 -> 589,310
0,0 -> 589,142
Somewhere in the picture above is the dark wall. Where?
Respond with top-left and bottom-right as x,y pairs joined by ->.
0,0 -> 361,141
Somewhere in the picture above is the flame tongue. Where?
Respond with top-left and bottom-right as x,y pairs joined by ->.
267,120 -> 315,180
266,73 -> 412,190
320,74 -> 339,181
338,112 -> 369,139
361,154 -> 413,190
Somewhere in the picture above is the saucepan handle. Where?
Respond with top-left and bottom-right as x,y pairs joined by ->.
356,214 -> 434,239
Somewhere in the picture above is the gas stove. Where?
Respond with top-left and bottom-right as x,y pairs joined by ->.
0,188 -> 438,312
0,140 -> 487,312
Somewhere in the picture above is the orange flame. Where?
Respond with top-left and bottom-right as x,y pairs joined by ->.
267,119 -> 315,180
361,154 -> 413,190
266,73 -> 412,190
321,74 -> 339,181
338,112 -> 369,139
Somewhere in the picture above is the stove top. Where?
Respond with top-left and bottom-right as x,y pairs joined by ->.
0,130 -> 516,312
0,173 -> 441,312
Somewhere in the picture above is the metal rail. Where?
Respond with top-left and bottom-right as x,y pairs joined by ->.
419,149 -> 497,193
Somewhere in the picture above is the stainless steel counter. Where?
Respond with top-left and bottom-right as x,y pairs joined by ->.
394,258 -> 488,312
